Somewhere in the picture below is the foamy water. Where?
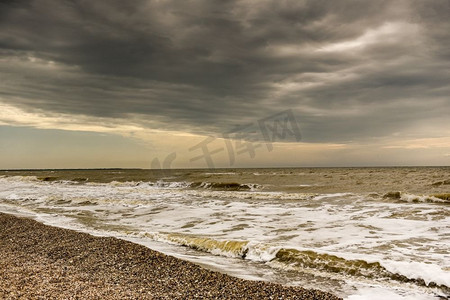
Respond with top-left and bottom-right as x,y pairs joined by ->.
0,167 -> 449,299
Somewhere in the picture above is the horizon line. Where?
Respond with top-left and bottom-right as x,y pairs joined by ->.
1,165 -> 449,171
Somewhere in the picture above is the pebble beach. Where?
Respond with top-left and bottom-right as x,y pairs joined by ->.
0,213 -> 340,299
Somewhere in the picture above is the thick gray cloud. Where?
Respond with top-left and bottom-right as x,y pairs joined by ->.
0,0 -> 449,142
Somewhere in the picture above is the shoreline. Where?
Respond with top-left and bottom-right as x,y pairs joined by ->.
0,213 -> 340,299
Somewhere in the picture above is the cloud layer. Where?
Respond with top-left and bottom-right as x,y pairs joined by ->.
1,0 -> 449,144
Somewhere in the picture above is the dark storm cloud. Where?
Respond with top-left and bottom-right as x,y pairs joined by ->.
0,0 -> 449,142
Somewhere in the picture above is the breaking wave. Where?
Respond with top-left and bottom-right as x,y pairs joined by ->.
382,191 -> 450,204
0,176 -> 261,191
143,233 -> 450,294
130,181 -> 261,191
189,182 -> 261,191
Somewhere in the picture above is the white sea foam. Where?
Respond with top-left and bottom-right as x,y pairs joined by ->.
0,175 -> 449,299
346,286 -> 438,300
400,193 -> 448,204
203,172 -> 237,175
381,261 -> 450,287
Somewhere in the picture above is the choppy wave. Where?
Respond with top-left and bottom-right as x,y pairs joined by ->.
6,176 -> 448,204
150,233 -> 250,257
0,175 -> 90,185
141,233 -> 450,294
110,180 -> 261,191
189,182 -> 261,191
1,170 -> 450,299
383,191 -> 450,204
36,176 -> 89,184
1,176 -> 262,192
272,249 -> 449,290
431,180 -> 450,186
202,172 -> 238,175
2,175 -> 40,182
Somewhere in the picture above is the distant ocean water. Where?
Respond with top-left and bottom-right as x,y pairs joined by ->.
0,167 -> 449,299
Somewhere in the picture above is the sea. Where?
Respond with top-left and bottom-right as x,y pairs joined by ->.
0,167 -> 449,299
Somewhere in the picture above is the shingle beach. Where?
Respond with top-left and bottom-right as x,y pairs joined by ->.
0,213 -> 340,299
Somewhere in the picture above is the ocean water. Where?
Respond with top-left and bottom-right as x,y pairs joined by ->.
0,167 -> 449,299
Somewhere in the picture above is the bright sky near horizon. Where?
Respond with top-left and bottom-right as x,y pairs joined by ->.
0,0 -> 449,169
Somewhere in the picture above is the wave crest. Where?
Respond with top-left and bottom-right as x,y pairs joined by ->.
142,233 -> 450,293
383,191 -> 450,204
189,182 -> 261,191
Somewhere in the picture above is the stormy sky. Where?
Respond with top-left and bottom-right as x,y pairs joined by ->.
0,0 -> 449,168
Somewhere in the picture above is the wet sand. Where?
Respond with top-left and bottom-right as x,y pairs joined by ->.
0,213 -> 340,299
